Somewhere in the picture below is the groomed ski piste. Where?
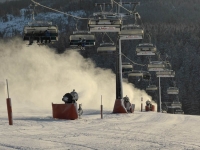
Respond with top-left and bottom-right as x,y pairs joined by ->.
1,106 -> 200,150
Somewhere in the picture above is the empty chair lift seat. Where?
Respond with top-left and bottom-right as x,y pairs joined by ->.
167,102 -> 184,114
136,43 -> 156,55
122,63 -> 133,73
156,70 -> 175,77
167,87 -> 179,94
128,70 -> 143,77
88,18 -> 122,32
148,61 -> 167,71
146,85 -> 158,91
97,43 -> 116,54
119,24 -> 144,39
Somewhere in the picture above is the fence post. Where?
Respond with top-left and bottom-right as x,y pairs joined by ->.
6,79 -> 13,125
101,95 -> 103,119
141,97 -> 143,112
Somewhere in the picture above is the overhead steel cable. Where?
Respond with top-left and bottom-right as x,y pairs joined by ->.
112,0 -> 132,14
31,0 -> 134,20
31,0 -> 89,20
121,53 -> 146,67
105,32 -> 115,44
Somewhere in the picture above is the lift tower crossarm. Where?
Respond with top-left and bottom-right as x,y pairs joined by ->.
95,3 -> 113,6
95,3 -> 113,12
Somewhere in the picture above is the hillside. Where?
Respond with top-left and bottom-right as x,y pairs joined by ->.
0,0 -> 200,115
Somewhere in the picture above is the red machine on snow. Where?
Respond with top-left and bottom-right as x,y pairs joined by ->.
113,96 -> 135,113
145,100 -> 155,111
52,89 -> 83,120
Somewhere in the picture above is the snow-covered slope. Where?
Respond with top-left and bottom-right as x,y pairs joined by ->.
0,9 -> 86,37
0,106 -> 200,150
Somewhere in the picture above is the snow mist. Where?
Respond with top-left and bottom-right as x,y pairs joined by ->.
0,38 -> 155,112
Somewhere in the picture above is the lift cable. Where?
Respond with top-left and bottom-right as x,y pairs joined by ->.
31,0 -> 89,20
31,0 -> 133,20
105,32 -> 115,43
112,0 -> 132,14
121,53 -> 146,67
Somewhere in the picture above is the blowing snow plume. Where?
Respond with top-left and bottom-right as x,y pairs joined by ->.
0,38 -> 155,112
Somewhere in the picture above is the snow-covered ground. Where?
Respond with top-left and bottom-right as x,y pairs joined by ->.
0,9 -> 86,37
0,106 -> 200,150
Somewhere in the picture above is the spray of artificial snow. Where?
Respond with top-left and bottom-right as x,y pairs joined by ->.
0,38 -> 156,112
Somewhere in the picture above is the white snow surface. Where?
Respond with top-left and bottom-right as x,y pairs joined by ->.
0,10 -> 86,37
0,105 -> 200,150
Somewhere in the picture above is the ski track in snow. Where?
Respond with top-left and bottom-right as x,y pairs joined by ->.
0,108 -> 200,150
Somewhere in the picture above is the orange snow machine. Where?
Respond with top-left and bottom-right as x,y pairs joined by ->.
145,100 -> 155,111
52,89 -> 83,120
113,96 -> 135,113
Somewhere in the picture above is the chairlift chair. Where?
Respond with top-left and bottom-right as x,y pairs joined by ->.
128,70 -> 143,82
171,102 -> 182,108
136,43 -> 156,55
97,43 -> 116,54
167,87 -> 179,94
93,12 -> 117,18
142,72 -> 151,81
88,17 -> 122,32
119,24 -> 144,40
146,85 -> 158,91
88,2 -> 121,32
174,108 -> 184,114
23,20 -> 58,44
156,70 -> 175,77
122,62 -> 133,73
148,61 -> 167,71
167,101 -> 184,114
69,31 -> 95,47
128,70 -> 143,78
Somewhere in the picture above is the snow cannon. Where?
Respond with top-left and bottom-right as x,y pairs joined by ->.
52,89 -> 83,120
145,100 -> 155,111
113,96 -> 135,113
62,89 -> 78,103
123,96 -> 135,113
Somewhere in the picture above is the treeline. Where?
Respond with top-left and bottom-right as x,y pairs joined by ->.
0,0 -> 31,16
1,0 -> 200,23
